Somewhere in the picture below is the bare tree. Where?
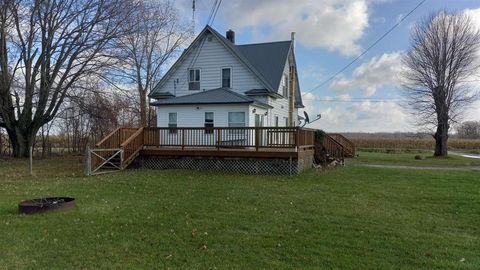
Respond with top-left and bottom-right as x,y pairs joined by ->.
56,77 -> 138,153
0,0 -> 135,157
402,10 -> 480,156
110,0 -> 190,126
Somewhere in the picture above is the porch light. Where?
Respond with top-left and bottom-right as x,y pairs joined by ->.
252,108 -> 256,113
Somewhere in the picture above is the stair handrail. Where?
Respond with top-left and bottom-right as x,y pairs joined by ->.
328,133 -> 355,156
120,127 -> 144,168
95,127 -> 122,148
323,134 -> 345,163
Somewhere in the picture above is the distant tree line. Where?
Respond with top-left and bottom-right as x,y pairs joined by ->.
457,121 -> 480,139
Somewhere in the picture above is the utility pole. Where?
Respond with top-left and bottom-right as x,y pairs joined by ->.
191,0 -> 196,34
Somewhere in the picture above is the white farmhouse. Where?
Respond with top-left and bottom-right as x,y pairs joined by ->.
149,25 -> 304,129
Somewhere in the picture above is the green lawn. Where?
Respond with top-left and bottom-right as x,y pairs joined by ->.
0,156 -> 479,269
352,151 -> 480,167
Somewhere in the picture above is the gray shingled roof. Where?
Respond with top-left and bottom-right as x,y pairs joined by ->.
237,41 -> 291,92
150,87 -> 272,108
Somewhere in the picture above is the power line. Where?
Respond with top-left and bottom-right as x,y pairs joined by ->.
307,0 -> 427,92
206,0 -> 218,25
302,97 -> 405,103
210,0 -> 222,25
207,0 -> 222,26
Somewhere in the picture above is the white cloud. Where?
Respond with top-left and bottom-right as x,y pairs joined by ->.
301,97 -> 412,132
221,0 -> 371,56
329,52 -> 404,96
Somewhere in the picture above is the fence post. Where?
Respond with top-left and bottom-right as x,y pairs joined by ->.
85,146 -> 92,176
29,146 -> 33,176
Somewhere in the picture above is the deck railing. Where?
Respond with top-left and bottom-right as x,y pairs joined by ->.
88,126 -> 315,175
141,127 -> 315,150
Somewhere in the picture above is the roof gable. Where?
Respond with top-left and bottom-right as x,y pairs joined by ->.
148,25 -> 303,108
149,25 -> 276,97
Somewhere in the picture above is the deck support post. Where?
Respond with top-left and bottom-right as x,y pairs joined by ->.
181,129 -> 185,150
255,128 -> 260,151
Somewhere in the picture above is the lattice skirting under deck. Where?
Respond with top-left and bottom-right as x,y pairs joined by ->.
136,155 -> 314,175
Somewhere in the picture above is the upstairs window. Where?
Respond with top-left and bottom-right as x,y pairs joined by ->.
204,112 -> 214,134
282,74 -> 288,98
168,112 -> 177,133
222,68 -> 231,88
189,69 -> 200,90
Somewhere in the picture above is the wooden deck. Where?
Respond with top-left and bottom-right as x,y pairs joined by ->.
87,127 -> 316,175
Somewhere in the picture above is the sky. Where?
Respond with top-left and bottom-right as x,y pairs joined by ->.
174,0 -> 480,133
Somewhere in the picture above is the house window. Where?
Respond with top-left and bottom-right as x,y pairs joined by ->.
274,116 -> 279,127
228,112 -> 245,127
168,112 -> 177,133
188,69 -> 200,90
205,112 -> 214,134
284,117 -> 288,127
222,68 -> 231,88
228,112 -> 245,135
282,74 -> 288,98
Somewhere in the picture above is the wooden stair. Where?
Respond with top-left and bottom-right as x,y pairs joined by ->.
320,133 -> 355,164
328,133 -> 355,157
86,127 -> 145,175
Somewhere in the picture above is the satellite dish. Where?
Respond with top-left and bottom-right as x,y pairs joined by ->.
303,111 -> 310,123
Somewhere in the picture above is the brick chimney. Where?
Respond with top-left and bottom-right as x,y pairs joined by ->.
226,29 -> 235,44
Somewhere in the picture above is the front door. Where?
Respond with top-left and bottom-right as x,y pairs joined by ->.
254,114 -> 264,127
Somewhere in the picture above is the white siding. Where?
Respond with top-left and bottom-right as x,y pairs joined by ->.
156,104 -> 250,127
248,105 -> 268,127
156,34 -> 264,96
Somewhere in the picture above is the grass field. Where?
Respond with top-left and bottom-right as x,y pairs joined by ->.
352,151 -> 480,167
0,155 -> 479,269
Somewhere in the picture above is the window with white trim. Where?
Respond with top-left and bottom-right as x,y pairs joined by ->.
282,74 -> 288,98
222,68 -> 231,88
204,112 -> 214,134
188,69 -> 200,90
168,112 -> 177,133
228,112 -> 245,127
228,112 -> 245,135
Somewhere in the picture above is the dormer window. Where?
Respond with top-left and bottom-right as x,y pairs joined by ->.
189,69 -> 200,90
222,67 -> 231,88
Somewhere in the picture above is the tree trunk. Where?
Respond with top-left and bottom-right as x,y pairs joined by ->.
6,127 -> 37,158
434,115 -> 449,157
139,90 -> 147,127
